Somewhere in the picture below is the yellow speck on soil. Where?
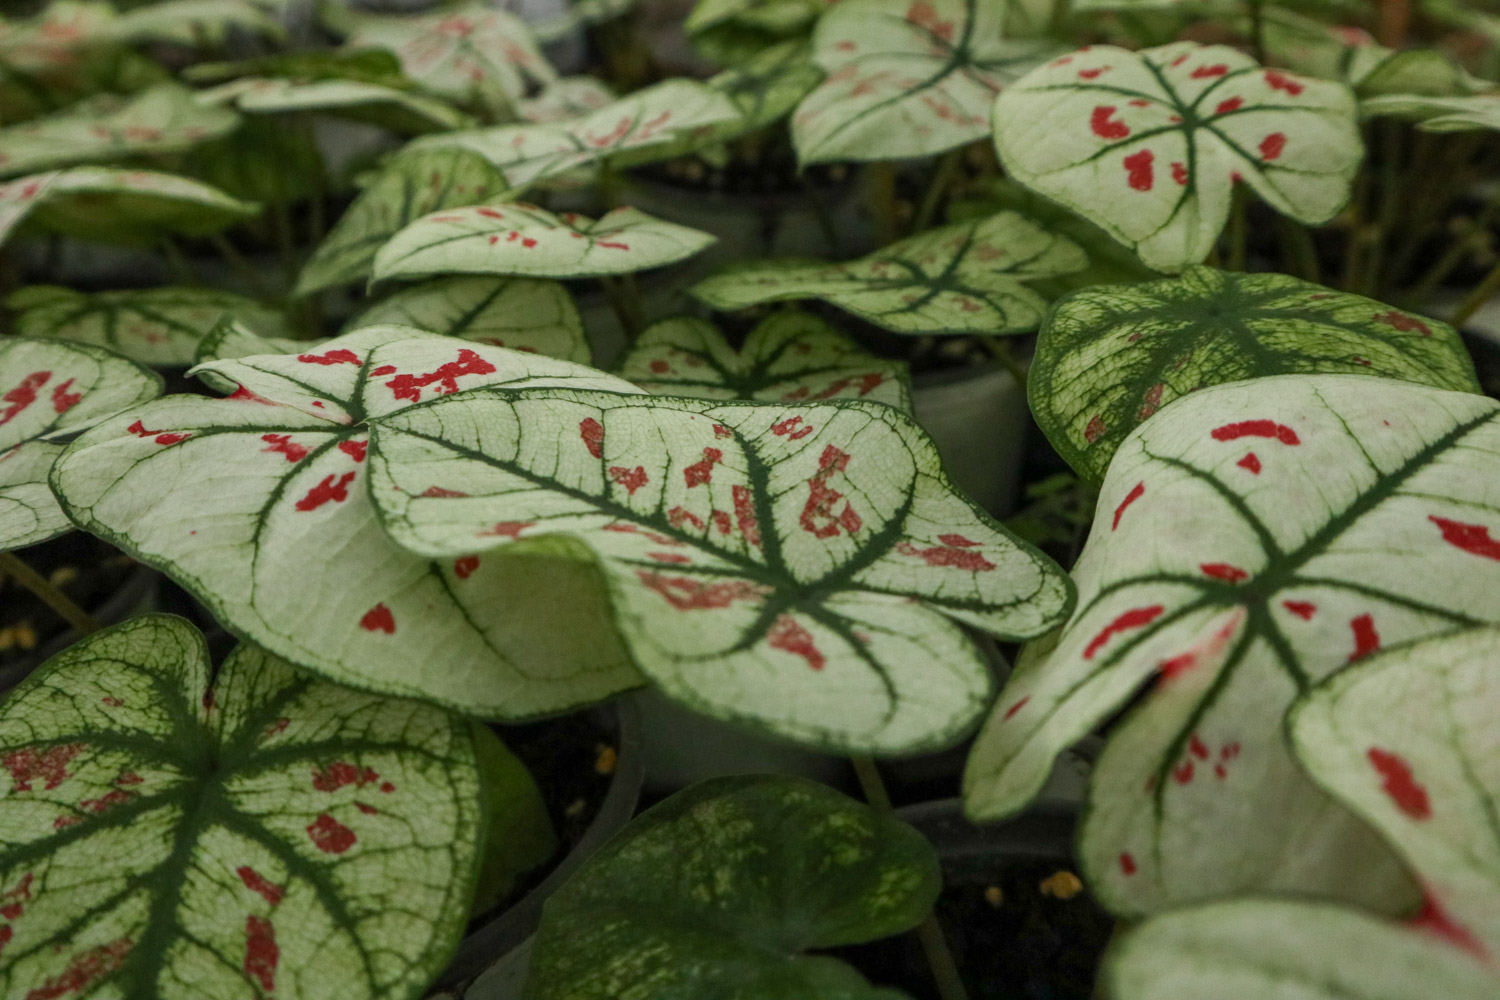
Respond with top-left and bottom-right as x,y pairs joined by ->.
1039,870 -> 1084,900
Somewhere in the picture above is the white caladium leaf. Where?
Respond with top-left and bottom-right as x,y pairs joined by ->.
0,84 -> 240,179
964,373 -> 1500,916
367,389 -> 1072,754
0,168 -> 258,249
690,212 -> 1085,335
296,148 -> 509,296
516,77 -> 616,124
201,77 -> 472,134
350,277 -> 589,364
1261,9 -> 1491,98
1363,93 -> 1500,132
7,286 -> 290,368
344,6 -> 556,116
51,327 -> 646,718
408,80 -> 742,192
669,40 -> 824,157
792,0 -> 1061,164
617,312 -> 909,410
374,204 -> 717,284
995,43 -> 1362,273
1030,267 -> 1480,483
1108,627 -> 1500,1000
0,615 -> 482,1000
0,338 -> 160,551
111,0 -> 284,45
0,2 -> 116,77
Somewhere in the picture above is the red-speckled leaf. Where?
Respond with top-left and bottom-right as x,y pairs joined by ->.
367,389 -> 1071,754
1108,626 -> 1500,1000
0,338 -> 160,552
516,77 -> 617,124
0,614 -> 482,1000
994,42 -> 1362,272
200,76 -> 472,134
51,326 -> 645,718
964,374 -> 1500,917
617,311 -> 909,410
373,204 -> 716,284
110,0 -> 284,46
0,2 -> 117,78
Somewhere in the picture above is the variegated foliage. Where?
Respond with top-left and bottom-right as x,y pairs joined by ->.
111,0 -> 284,46
199,76 -> 471,135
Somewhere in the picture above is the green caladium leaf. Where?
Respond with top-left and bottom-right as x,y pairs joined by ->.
965,373 -> 1500,916
200,77 -> 472,134
0,168 -> 258,249
690,212 -> 1085,335
1108,627 -> 1500,1000
525,774 -> 934,1000
681,40 -> 824,154
516,77 -> 616,124
111,0 -> 284,45
349,277 -> 589,364
0,614 -> 482,1000
1362,93 -> 1500,132
0,83 -> 240,179
792,0 -> 1061,165
7,286 -> 291,368
367,387 -> 1071,755
617,311 -> 909,410
295,148 -> 509,296
686,0 -> 834,36
0,338 -> 160,551
1030,267 -> 1480,484
373,204 -> 717,285
994,43 -> 1362,273
52,326 -> 645,718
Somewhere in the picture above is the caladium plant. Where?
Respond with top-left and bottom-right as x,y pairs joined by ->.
965,373 -> 1500,916
1109,626 -> 1500,1000
199,74 -> 472,136
0,614 -> 483,1000
1362,92 -> 1500,132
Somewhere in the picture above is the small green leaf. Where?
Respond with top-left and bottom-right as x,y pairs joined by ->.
618,311 -> 910,410
1362,92 -> 1500,132
0,614 -> 482,1000
367,386 -> 1071,754
7,286 -> 290,368
792,0 -> 1061,164
1030,266 -> 1480,483
111,0 -> 284,46
296,148 -> 510,296
373,204 -> 717,284
0,338 -> 161,551
525,774 -> 937,1000
995,43 -> 1362,272
350,277 -> 589,364
690,212 -> 1085,335
469,722 -> 556,916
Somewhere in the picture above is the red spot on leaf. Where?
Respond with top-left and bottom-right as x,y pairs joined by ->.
1260,132 -> 1286,160
1348,613 -> 1379,662
101,697 -> 122,707
1090,106 -> 1130,140
370,365 -> 397,377
1189,734 -> 1210,760
683,447 -> 722,487
896,539 -> 995,570
1084,606 -> 1165,660
360,604 -> 395,634
637,572 -> 767,610
312,761 -> 380,792
1237,452 -> 1262,474
647,551 -> 691,564
3,743 -> 84,792
1079,66 -> 1109,79
127,419 -> 189,446
649,360 -> 670,374
1119,853 -> 1137,875
260,434 -> 308,463
480,521 -> 533,539
711,510 -> 732,534
1173,761 -> 1195,784
1212,420 -> 1299,445
1367,747 -> 1430,819
454,555 -> 479,579
1171,161 -> 1188,185
1429,515 -> 1500,559
295,471 -> 356,511
1112,481 -> 1145,530
1264,70 -> 1305,96
354,801 -> 378,815
1215,97 -> 1243,115
338,439 -> 367,462
385,349 -> 497,402
1124,149 -> 1155,191
596,241 -> 630,250
768,615 -> 825,670
25,937 -> 131,1000
1085,415 -> 1106,443
236,866 -> 284,906
1200,562 -> 1248,583
1191,64 -> 1228,78
733,484 -> 760,548
800,446 -> 859,539
906,0 -> 955,40
50,379 -> 80,414
712,423 -> 733,439
1003,696 -> 1030,720
79,789 -> 132,814
1373,310 -> 1431,336
1282,600 -> 1318,619
423,486 -> 468,498
608,466 -> 649,494
306,813 -> 357,854
772,416 -> 814,440
243,915 -> 278,991
227,385 -> 275,405
580,418 -> 604,458
1137,382 -> 1165,420
1409,891 -> 1487,958
668,507 -> 705,531
297,349 -> 360,366
380,781 -> 395,793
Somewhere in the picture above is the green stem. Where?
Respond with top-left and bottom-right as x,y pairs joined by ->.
1226,186 -> 1247,272
1276,216 -> 1320,283
870,162 -> 900,247
0,551 -> 99,636
1403,186 -> 1500,307
1248,0 -> 1267,63
1363,121 -> 1405,296
601,274 -> 646,342
913,150 -> 962,235
982,337 -> 1029,390
209,234 -> 276,301
1450,258 -> 1500,327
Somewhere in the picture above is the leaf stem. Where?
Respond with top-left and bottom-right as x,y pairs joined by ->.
1449,258 -> 1500,328
209,233 -> 277,302
981,337 -> 1030,389
1225,186 -> 1247,272
1402,186 -> 1500,308
601,274 -> 646,342
1248,0 -> 1267,63
870,162 -> 900,247
0,551 -> 99,636
914,150 -> 962,235
1275,216 -> 1320,283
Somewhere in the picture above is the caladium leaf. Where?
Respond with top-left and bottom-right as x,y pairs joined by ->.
1108,626 -> 1500,1000
350,277 -> 589,364
670,40 -> 824,156
0,614 -> 482,1000
617,311 -> 909,410
964,373 -> 1500,916
6,286 -> 291,368
367,388 -> 1071,754
51,326 -> 645,718
994,43 -> 1362,273
516,77 -> 616,124
686,0 -> 834,37
689,211 -> 1085,335
200,77 -> 472,134
1362,93 -> 1500,132
792,0 -> 1061,165
0,83 -> 240,179
295,148 -> 509,296
111,0 -> 284,46
525,775 -> 935,1000
1030,266 -> 1480,484
0,1 -> 118,84
0,338 -> 160,551
373,204 -> 717,284
0,168 -> 259,249
1261,9 -> 1491,98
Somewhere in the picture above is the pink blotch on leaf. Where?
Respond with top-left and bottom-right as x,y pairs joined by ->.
297,349 -> 360,366
454,555 -> 479,579
1237,452 -> 1262,474
339,439 -> 368,462
294,472 -> 356,512
236,866 -> 284,906
1211,420 -> 1299,445
1112,481 -> 1145,531
580,417 -> 605,459
360,604 -> 395,634
306,813 -> 357,854
1367,747 -> 1430,819
243,915 -> 278,991
1259,132 -> 1287,161
768,615 -> 825,670
608,466 -> 649,495
1124,149 -> 1155,191
1348,613 -> 1379,662
1084,606 -> 1165,660
1089,106 -> 1130,140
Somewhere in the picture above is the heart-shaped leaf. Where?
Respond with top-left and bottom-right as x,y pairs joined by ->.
1107,626 -> 1500,1000
1363,92 -> 1500,131
525,774 -> 935,1000
350,277 -> 590,364
111,0 -> 284,46
52,326 -> 645,718
1030,266 -> 1480,483
617,311 -> 909,410
0,338 -> 160,551
792,0 -> 1061,165
295,148 -> 509,296
964,373 -> 1500,916
0,168 -> 259,249
690,211 -> 1085,335
373,204 -> 716,284
994,43 -> 1362,272
0,83 -> 240,179
0,614 -> 482,1000
516,77 -> 616,124
6,286 -> 290,368
367,387 -> 1071,754
200,77 -> 472,134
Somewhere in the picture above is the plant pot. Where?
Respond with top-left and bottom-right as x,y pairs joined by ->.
911,363 -> 1030,517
